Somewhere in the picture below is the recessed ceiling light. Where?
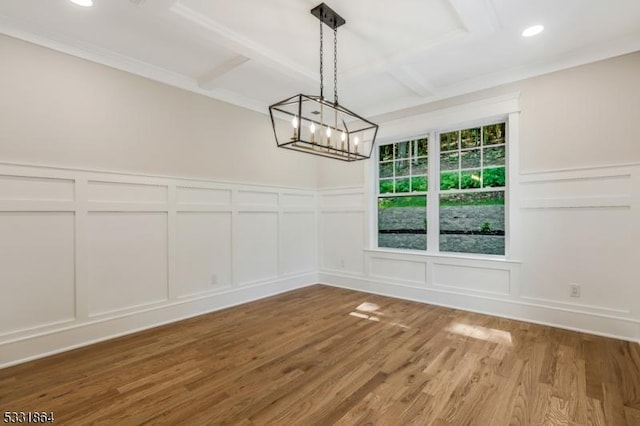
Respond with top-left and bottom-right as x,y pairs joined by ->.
69,0 -> 93,7
522,25 -> 544,37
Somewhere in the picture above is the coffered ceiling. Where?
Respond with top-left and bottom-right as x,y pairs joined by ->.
1,0 -> 639,118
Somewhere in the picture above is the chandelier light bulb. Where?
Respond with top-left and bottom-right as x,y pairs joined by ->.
326,127 -> 331,137
291,116 -> 299,140
341,131 -> 346,141
309,123 -> 316,143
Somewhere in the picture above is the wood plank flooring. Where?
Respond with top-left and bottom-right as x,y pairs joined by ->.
1,285 -> 639,425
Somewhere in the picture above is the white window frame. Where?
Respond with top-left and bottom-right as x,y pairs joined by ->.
366,93 -> 520,261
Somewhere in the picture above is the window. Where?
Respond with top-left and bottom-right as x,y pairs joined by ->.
376,122 -> 507,256
377,138 -> 428,250
439,123 -> 506,255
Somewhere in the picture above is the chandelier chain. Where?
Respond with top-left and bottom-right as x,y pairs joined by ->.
333,27 -> 338,105
319,19 -> 324,99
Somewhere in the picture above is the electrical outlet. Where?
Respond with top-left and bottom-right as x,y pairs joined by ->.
570,284 -> 580,298
211,274 -> 217,285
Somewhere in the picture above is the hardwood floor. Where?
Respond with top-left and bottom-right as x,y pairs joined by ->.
1,285 -> 639,425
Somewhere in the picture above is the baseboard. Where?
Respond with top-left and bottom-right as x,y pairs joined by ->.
0,273 -> 317,369
319,272 -> 640,343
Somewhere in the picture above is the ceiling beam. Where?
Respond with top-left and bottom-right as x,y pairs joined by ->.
447,0 -> 502,34
387,66 -> 436,98
197,55 -> 249,90
170,3 -> 317,84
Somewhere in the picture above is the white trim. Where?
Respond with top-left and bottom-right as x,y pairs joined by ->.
0,274 -> 317,369
520,196 -> 632,209
0,161 -> 319,368
370,96 -> 519,260
0,17 -> 268,115
376,92 -> 520,143
3,9 -> 640,119
0,161 -> 316,192
319,274 -> 640,343
363,248 -> 521,264
520,162 -> 640,177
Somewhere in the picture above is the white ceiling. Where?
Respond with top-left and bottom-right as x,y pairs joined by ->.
1,0 -> 639,118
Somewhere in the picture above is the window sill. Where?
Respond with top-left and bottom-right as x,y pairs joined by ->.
364,247 -> 522,264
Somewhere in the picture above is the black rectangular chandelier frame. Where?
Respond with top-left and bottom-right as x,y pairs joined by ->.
268,3 -> 379,162
269,94 -> 379,161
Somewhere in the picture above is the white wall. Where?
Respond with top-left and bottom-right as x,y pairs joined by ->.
0,34 -> 319,188
0,34 -> 323,368
1,34 -> 639,368
0,163 -> 317,368
318,52 -> 640,342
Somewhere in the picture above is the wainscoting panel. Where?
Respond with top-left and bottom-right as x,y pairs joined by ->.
88,181 -> 168,204
0,175 -> 74,201
0,212 -> 76,335
0,162 -> 317,368
175,212 -> 232,297
87,212 -> 169,316
318,163 -> 640,342
282,193 -> 315,209
320,211 -> 365,275
235,212 -> 279,285
369,256 -> 427,286
432,263 -> 510,296
176,186 -> 231,206
520,169 -> 632,209
320,191 -> 365,211
237,190 -> 278,207
281,212 -> 316,275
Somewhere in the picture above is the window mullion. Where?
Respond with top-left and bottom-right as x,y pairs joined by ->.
428,131 -> 439,253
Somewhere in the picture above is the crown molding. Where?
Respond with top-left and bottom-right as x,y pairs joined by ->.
1,12 -> 639,120
0,14 -> 268,115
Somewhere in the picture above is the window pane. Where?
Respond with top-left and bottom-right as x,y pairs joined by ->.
483,167 -> 506,188
411,176 -> 427,192
412,157 -> 428,175
395,141 -> 410,159
440,131 -> 459,152
379,144 -> 394,161
483,146 -> 505,167
460,170 -> 481,189
379,161 -> 393,178
416,138 -> 428,156
378,196 -> 427,250
379,179 -> 394,194
440,152 -> 459,171
395,159 -> 410,176
483,123 -> 506,145
461,128 -> 481,149
439,191 -> 505,255
461,149 -> 481,169
440,171 -> 459,190
395,178 -> 410,193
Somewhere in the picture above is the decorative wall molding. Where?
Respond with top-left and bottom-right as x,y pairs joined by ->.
520,164 -> 636,209
318,160 -> 640,342
2,159 -> 639,368
0,162 -> 318,368
319,273 -> 640,343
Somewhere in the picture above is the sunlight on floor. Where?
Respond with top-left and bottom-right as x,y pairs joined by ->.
348,301 -> 410,329
446,322 -> 512,345
356,302 -> 380,313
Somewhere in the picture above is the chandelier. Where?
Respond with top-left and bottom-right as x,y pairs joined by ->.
268,3 -> 379,161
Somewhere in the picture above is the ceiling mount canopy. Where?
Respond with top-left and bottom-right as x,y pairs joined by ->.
269,3 -> 378,162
